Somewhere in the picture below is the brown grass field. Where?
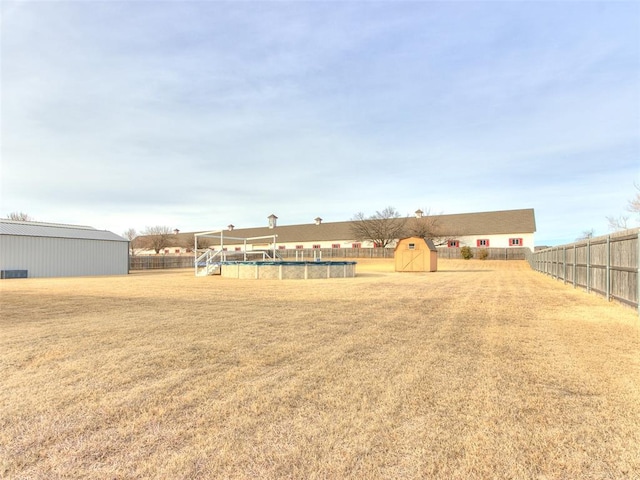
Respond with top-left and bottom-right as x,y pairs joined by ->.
1,259 -> 639,479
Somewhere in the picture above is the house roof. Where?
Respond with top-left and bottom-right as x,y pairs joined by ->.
420,208 -> 537,236
166,208 -> 536,246
0,220 -> 127,242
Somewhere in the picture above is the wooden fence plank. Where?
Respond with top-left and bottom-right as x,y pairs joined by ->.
527,229 -> 639,313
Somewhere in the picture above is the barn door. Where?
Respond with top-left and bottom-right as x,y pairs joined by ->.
401,250 -> 424,272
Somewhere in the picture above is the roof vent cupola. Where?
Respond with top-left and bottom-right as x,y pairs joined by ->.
314,217 -> 322,225
227,224 -> 234,231
268,214 -> 278,229
415,209 -> 424,219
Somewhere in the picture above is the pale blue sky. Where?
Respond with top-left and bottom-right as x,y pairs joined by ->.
2,1 -> 638,246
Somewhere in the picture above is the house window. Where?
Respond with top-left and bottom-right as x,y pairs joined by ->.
296,245 -> 304,250
278,245 -> 286,250
235,247 -> 242,251
408,243 -> 415,250
509,238 -> 523,246
222,247 -> 228,251
373,242 -> 382,248
448,240 -> 459,248
164,249 -> 169,254
477,239 -> 490,247
332,244 -> 340,249
312,244 -> 321,249
175,249 -> 180,254
352,243 -> 361,249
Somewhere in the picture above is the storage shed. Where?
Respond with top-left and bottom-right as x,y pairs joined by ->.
394,237 -> 437,272
0,220 -> 129,278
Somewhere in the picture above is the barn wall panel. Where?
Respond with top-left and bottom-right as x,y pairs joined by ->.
0,235 -> 128,278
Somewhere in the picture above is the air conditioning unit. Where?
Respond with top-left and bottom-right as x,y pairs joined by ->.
1,270 -> 28,279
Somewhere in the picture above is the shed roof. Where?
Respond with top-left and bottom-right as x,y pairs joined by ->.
168,208 -> 536,245
0,220 -> 127,242
395,237 -> 437,252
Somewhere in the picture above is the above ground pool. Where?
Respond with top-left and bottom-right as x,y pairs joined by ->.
217,261 -> 357,279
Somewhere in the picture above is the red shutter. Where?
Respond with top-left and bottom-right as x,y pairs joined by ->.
519,238 -> 523,246
509,238 -> 514,246
486,239 -> 490,247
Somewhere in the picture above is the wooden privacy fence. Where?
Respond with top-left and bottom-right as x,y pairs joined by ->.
130,246 -> 530,270
527,229 -> 639,312
130,256 -> 195,270
279,248 -> 395,260
280,247 -> 530,260
436,247 -> 530,260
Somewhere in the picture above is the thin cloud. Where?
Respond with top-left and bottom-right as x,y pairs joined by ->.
1,1 -> 638,244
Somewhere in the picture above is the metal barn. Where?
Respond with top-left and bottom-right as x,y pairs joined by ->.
394,237 -> 438,272
0,220 -> 129,278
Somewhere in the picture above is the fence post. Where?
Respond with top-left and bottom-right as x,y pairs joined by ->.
586,239 -> 591,293
637,232 -> 640,316
573,244 -> 576,289
606,235 -> 611,302
563,246 -> 567,284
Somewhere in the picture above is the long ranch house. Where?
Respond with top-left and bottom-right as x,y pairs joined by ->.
141,208 -> 536,255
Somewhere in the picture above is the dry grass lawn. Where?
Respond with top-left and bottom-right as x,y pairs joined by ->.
1,259 -> 639,479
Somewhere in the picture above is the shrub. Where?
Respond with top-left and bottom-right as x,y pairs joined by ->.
477,248 -> 489,260
460,246 -> 473,260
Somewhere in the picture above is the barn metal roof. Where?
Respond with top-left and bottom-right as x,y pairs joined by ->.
0,220 -> 127,242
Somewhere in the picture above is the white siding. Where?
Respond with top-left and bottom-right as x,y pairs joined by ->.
0,235 -> 129,278
216,234 -> 535,251
453,233 -> 535,248
228,238 -> 373,251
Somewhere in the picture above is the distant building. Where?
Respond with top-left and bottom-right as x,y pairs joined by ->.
138,208 -> 536,254
0,220 -> 129,278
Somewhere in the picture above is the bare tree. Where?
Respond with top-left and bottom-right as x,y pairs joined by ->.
141,225 -> 175,254
404,208 -> 458,246
577,228 -> 595,241
350,206 -> 407,248
188,235 -> 213,253
607,183 -> 640,231
122,228 -> 145,256
606,215 -> 629,232
5,212 -> 34,221
628,182 -> 640,220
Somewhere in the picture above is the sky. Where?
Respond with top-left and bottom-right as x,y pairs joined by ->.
1,1 -> 638,246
